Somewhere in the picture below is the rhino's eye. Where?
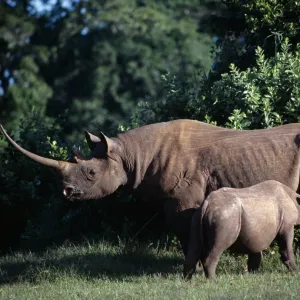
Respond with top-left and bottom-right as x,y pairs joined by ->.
86,169 -> 96,180
89,169 -> 96,176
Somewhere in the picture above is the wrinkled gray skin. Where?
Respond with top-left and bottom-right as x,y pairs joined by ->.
184,180 -> 300,280
1,120 -> 300,256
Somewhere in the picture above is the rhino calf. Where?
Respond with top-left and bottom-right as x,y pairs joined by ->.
184,180 -> 300,280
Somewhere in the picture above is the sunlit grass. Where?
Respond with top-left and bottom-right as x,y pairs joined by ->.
0,240 -> 299,300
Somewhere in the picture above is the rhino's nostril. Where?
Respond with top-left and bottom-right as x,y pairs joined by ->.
63,186 -> 74,197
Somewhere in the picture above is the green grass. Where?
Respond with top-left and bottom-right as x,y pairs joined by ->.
0,240 -> 300,300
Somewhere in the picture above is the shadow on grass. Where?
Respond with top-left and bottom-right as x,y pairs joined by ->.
0,248 -> 183,285
1,243 -> 291,285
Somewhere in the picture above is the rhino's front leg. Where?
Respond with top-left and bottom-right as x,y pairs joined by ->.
278,226 -> 298,272
183,253 -> 198,280
164,199 -> 197,256
183,210 -> 202,279
247,252 -> 262,272
163,178 -> 206,256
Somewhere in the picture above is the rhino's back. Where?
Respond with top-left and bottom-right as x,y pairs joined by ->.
118,120 -> 300,198
165,121 -> 300,194
199,125 -> 300,192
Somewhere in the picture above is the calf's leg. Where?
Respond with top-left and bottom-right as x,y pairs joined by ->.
201,231 -> 229,279
201,213 -> 240,279
278,227 -> 298,272
202,248 -> 223,279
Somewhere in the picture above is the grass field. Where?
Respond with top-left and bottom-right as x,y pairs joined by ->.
1,240 -> 300,300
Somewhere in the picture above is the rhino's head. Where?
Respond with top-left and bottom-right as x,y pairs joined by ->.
0,125 -> 128,201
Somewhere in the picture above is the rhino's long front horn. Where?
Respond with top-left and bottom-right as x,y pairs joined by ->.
0,125 -> 66,170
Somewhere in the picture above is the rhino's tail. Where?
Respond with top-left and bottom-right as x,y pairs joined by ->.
199,199 -> 209,260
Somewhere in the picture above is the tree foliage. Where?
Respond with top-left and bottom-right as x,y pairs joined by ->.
133,39 -> 300,130
0,0 -> 213,139
0,3 -> 53,129
204,0 -> 300,80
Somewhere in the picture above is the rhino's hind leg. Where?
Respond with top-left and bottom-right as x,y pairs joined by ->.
247,252 -> 262,272
278,227 -> 298,272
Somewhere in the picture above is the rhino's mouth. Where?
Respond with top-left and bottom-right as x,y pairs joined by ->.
69,192 -> 84,201
63,186 -> 84,201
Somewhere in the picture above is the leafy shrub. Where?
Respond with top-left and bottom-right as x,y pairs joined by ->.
0,112 -> 170,253
0,113 -> 72,252
207,39 -> 300,128
240,0 -> 300,49
133,39 -> 300,130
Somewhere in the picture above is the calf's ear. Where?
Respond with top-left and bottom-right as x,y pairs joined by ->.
84,130 -> 118,157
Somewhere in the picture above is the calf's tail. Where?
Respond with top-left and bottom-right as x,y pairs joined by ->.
199,199 -> 209,260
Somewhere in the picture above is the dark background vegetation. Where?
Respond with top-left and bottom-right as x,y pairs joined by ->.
0,0 -> 300,254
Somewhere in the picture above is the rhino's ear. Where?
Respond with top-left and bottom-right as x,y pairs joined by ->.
84,130 -> 101,151
84,130 -> 117,157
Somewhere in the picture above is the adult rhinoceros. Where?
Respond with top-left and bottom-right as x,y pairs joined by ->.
1,120 -> 300,255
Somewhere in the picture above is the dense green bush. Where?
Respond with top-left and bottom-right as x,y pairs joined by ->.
0,113 -> 169,253
0,113 -> 70,252
202,0 -> 300,82
133,39 -> 300,130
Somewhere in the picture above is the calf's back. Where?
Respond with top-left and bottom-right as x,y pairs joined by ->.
204,181 -> 300,253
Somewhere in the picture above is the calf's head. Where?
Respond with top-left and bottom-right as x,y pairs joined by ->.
0,125 -> 127,201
